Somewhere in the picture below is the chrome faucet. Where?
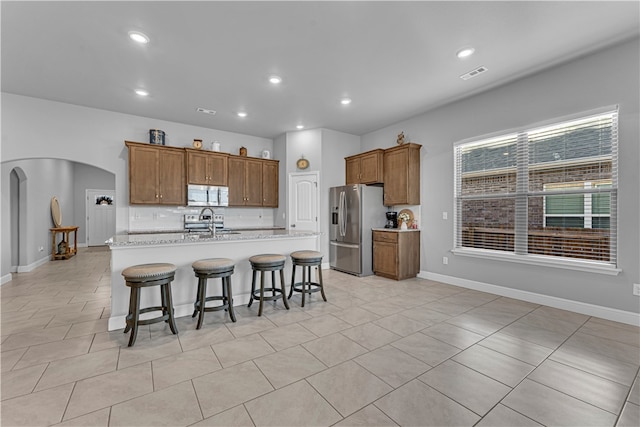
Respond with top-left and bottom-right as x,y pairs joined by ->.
199,207 -> 215,236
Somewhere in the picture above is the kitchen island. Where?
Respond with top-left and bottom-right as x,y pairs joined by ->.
106,230 -> 319,331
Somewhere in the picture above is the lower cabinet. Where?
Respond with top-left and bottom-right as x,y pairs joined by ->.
373,230 -> 420,280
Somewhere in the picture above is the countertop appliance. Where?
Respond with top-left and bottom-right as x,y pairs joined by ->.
385,211 -> 398,229
187,185 -> 229,207
184,213 -> 224,232
330,185 -> 386,276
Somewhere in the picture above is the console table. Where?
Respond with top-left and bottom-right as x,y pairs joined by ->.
50,226 -> 79,260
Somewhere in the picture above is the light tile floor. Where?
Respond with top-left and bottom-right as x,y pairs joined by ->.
1,247 -> 639,426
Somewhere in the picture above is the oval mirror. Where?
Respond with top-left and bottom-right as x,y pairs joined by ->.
51,196 -> 62,227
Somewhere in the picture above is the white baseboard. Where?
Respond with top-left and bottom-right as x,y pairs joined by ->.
1,274 -> 13,285
419,271 -> 640,327
16,255 -> 50,273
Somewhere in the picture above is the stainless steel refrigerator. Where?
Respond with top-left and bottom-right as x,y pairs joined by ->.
329,184 -> 386,276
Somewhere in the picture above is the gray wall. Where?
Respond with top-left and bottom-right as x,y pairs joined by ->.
320,129 -> 361,259
73,162 -> 116,244
1,158 -> 75,275
1,93 -> 273,281
274,128 -> 361,260
361,37 -> 640,314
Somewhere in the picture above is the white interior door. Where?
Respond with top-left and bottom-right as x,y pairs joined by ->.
288,172 -> 319,232
86,189 -> 116,246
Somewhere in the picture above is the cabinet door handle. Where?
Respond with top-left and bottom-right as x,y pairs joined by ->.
160,194 -> 163,199
155,194 -> 159,199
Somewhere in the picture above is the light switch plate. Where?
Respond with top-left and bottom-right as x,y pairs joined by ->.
442,212 -> 448,220
633,283 -> 640,296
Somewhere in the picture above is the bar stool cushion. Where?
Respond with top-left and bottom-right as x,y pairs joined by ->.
122,263 -> 176,280
250,254 -> 286,266
192,258 -> 234,273
291,250 -> 323,262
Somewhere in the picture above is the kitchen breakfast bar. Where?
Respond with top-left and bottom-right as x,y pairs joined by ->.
106,230 -> 319,331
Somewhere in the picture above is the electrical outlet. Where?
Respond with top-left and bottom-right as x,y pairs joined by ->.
442,256 -> 448,265
633,283 -> 640,296
38,246 -> 44,252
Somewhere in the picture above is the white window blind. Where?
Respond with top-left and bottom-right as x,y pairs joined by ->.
455,109 -> 618,266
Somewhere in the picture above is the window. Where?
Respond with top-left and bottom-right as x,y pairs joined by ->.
454,109 -> 618,267
543,181 -> 611,229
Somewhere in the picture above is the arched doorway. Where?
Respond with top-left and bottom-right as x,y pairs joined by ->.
10,167 -> 27,273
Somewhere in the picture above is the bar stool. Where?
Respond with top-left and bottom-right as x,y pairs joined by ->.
248,254 -> 290,316
288,250 -> 327,307
191,258 -> 236,329
122,263 -> 178,347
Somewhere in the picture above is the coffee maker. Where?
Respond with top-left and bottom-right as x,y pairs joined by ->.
385,211 -> 398,229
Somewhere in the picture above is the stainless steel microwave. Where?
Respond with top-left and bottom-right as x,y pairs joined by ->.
187,185 -> 229,207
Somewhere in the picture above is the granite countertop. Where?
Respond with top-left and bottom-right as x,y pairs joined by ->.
127,226 -> 286,235
108,229 -> 318,247
372,228 -> 420,232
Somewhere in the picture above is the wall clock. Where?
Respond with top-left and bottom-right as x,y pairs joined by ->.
296,157 -> 309,170
192,139 -> 203,149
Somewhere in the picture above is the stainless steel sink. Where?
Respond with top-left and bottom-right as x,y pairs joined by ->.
187,231 -> 240,239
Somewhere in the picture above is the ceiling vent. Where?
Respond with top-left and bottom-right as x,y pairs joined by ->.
196,107 -> 216,115
460,66 -> 488,81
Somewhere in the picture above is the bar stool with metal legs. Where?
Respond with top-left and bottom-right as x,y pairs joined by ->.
248,254 -> 290,316
191,258 -> 236,329
122,263 -> 178,347
288,250 -> 327,307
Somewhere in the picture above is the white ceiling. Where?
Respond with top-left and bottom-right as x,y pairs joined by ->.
2,1 -> 638,139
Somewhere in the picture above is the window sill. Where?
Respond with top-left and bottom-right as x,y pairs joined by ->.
451,248 -> 621,276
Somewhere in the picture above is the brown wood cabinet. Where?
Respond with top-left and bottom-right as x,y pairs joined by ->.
373,230 -> 420,280
262,159 -> 279,207
125,141 -> 185,205
228,156 -> 264,206
186,149 -> 228,185
345,149 -> 384,185
383,143 -> 421,206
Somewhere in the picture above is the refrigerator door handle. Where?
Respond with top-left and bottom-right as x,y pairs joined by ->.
339,191 -> 346,237
330,241 -> 359,249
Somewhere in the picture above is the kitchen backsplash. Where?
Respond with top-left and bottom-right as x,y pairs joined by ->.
128,206 -> 276,232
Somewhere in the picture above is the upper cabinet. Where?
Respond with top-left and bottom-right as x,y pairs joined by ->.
124,141 -> 279,208
383,143 -> 421,206
186,149 -> 228,186
262,159 -> 279,207
126,141 -> 185,205
345,149 -> 384,185
228,156 -> 264,207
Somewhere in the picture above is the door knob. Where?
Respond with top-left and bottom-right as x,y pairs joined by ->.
290,224 -> 296,227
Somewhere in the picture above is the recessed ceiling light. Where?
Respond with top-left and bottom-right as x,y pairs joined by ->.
296,125 -> 304,130
269,76 -> 282,84
237,111 -> 247,118
340,98 -> 352,105
134,89 -> 149,96
128,31 -> 150,44
456,47 -> 475,59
